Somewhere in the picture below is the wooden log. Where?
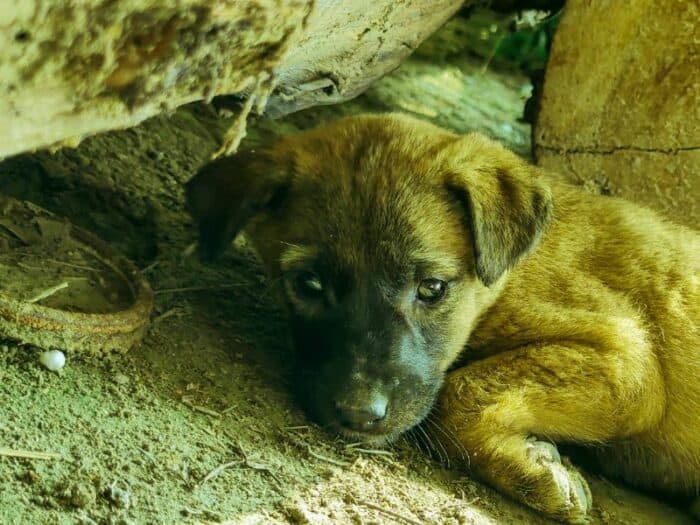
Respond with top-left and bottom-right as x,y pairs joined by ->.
264,0 -> 465,118
533,0 -> 700,229
0,1 -> 310,158
0,0 -> 463,160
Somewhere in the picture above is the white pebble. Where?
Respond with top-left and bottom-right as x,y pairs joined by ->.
39,350 -> 66,371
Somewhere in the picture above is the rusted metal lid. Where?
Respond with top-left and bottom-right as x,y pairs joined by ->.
0,195 -> 153,355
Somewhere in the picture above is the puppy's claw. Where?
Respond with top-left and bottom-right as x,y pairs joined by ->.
553,462 -> 591,522
521,440 -> 592,524
572,475 -> 590,515
527,437 -> 561,464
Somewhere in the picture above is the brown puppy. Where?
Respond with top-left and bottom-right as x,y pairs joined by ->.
186,114 -> 699,523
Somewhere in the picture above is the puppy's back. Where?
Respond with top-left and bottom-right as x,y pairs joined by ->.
541,181 -> 699,492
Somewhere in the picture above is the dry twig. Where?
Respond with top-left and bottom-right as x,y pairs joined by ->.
153,307 -> 184,324
347,447 -> 394,457
345,443 -> 394,456
199,460 -> 244,486
306,445 -> 352,467
140,260 -> 160,274
354,499 -> 425,525
182,243 -> 197,258
182,398 -> 222,418
27,281 -> 69,303
230,440 -> 282,484
48,259 -> 100,273
154,283 -> 247,295
0,447 -> 62,460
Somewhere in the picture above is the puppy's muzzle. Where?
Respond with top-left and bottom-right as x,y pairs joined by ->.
334,392 -> 388,433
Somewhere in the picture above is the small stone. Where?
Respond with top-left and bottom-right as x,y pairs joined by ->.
66,483 -> 96,508
105,484 -> 131,509
113,373 -> 130,385
18,469 -> 39,485
39,350 -> 66,371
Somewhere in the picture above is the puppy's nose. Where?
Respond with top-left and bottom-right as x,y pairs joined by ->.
335,394 -> 388,432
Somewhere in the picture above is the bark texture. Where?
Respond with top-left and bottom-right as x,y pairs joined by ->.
0,0 -> 463,159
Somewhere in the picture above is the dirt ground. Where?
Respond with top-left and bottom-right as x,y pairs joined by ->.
0,16 -> 696,525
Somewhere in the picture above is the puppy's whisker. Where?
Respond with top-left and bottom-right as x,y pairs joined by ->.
417,423 -> 445,465
412,428 -> 433,460
412,432 -> 428,458
422,419 -> 450,468
426,415 -> 470,468
405,429 -> 428,457
432,417 -> 470,469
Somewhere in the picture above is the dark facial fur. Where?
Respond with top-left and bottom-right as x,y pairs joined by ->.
186,113 -> 552,444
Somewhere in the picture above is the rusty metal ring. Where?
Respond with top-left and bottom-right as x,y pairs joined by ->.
0,196 -> 153,355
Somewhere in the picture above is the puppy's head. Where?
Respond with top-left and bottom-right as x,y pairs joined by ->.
186,114 -> 552,443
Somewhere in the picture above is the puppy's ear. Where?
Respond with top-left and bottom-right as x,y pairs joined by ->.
185,150 -> 289,261
446,134 -> 553,286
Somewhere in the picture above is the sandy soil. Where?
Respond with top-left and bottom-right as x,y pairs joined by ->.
0,20 -> 695,525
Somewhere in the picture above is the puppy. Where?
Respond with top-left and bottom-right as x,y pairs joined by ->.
186,114 -> 699,523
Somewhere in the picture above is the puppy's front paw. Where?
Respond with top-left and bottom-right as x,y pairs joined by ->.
516,439 -> 591,524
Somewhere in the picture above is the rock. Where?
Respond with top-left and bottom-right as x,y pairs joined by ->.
533,0 -> 700,229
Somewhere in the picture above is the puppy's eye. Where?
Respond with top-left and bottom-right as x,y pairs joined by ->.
294,272 -> 324,300
417,278 -> 447,304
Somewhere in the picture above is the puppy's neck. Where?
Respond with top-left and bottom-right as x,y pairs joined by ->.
442,273 -> 510,371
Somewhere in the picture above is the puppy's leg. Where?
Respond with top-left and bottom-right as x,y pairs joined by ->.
433,343 -> 664,524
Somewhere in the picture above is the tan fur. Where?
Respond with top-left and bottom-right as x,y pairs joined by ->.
186,114 -> 700,523
437,135 -> 698,522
